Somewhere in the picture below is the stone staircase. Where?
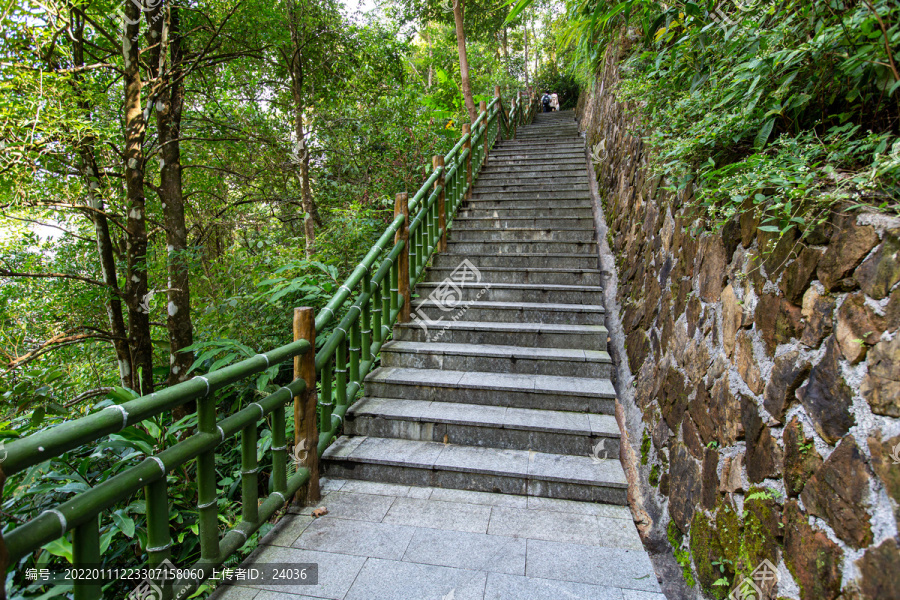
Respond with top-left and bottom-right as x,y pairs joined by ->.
323,110 -> 628,505
214,110 -> 664,600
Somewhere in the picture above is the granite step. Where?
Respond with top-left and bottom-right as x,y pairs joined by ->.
322,437 -> 627,504
485,157 -> 587,167
380,340 -> 612,377
479,165 -> 588,176
394,320 -> 608,351
345,397 -> 620,455
450,227 -> 596,242
456,206 -> 595,219
475,178 -> 590,189
471,183 -> 590,195
364,367 -> 616,414
409,298 -> 603,325
422,265 -> 601,285
413,281 -> 602,305
445,240 -> 597,255
433,252 -> 599,269
464,197 -> 592,207
452,216 -> 595,230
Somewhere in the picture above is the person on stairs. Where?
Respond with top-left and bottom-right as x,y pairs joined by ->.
542,91 -> 552,112
550,92 -> 559,111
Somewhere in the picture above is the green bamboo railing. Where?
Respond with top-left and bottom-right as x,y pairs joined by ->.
0,88 -> 539,600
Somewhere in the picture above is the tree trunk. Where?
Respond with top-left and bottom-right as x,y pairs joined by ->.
150,5 -> 195,395
452,0 -> 477,123
286,0 -> 319,258
122,2 -> 154,395
524,21 -> 529,87
72,10 -> 133,388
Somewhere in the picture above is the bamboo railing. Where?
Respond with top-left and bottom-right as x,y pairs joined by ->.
0,87 -> 540,600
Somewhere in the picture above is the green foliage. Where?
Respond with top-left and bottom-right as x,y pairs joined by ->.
640,428 -> 652,465
605,0 -> 900,232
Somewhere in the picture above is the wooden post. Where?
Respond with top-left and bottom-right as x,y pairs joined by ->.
434,155 -> 447,253
494,86 -> 503,139
293,307 -> 319,504
462,123 -> 472,199
394,192 -> 411,323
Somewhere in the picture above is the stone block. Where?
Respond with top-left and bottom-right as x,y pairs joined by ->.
799,435 -> 873,549
797,337 -> 855,444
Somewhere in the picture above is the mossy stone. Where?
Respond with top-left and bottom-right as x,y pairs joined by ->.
690,510 -> 732,599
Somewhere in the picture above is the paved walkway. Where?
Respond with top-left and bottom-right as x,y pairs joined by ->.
212,478 -> 663,600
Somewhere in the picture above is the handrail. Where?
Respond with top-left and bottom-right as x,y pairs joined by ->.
0,86 -> 540,600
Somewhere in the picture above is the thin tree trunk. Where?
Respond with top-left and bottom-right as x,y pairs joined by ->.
426,29 -> 433,89
150,4 -> 195,395
122,1 -> 154,395
72,10 -> 133,388
298,120 -> 315,258
286,0 -> 319,258
524,21 -> 529,87
452,0 -> 477,123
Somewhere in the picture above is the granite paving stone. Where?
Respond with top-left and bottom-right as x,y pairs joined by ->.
525,496 -> 633,520
487,506 -> 604,545
293,518 -> 416,560
483,573 -> 625,600
526,540 -> 661,593
401,528 -> 527,574
300,491 -> 396,523
383,496 -> 492,533
343,558 -> 487,600
240,546 -> 367,599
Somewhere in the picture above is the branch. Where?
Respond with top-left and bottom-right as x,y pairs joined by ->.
0,267 -> 120,294
4,329 -> 117,374
863,0 -> 900,81
65,387 -> 115,408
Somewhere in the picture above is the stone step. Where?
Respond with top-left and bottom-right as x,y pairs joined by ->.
496,139 -> 583,147
486,156 -> 587,167
466,195 -> 592,206
380,340 -> 612,378
395,320 -> 608,351
414,281 -> 602,305
446,240 -> 597,255
322,437 -> 627,503
491,142 -> 584,151
457,206 -> 594,219
450,227 -> 596,242
476,177 -> 590,188
468,189 -> 591,199
472,183 -> 590,195
423,265 -> 601,286
409,298 -> 603,325
433,252 -> 599,269
489,148 -> 584,159
452,215 -> 595,230
479,165 -> 587,176
345,397 -> 620,455
364,367 -> 616,414
514,133 -> 581,140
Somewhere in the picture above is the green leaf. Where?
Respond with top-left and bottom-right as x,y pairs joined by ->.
754,118 -> 776,150
42,537 -> 73,563
112,510 -> 136,538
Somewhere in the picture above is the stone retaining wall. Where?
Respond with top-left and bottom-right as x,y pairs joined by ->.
579,37 -> 900,600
